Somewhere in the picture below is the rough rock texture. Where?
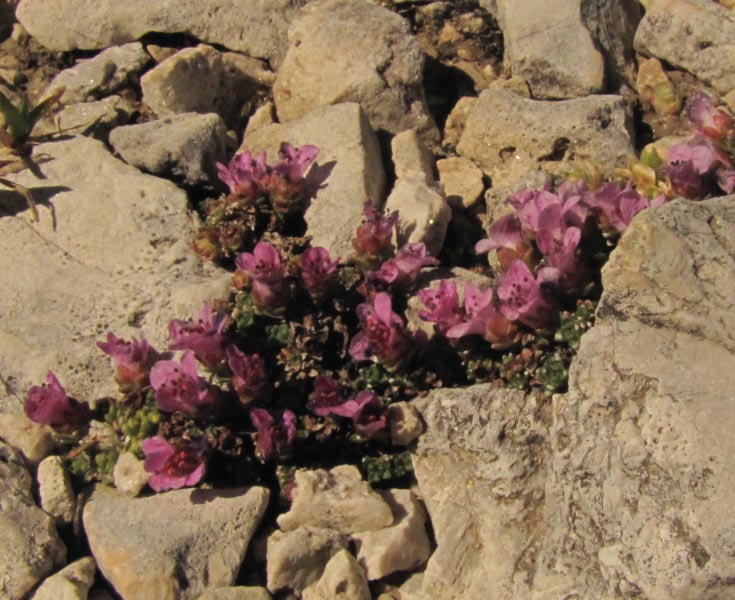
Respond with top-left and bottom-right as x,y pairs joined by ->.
277,465 -> 394,533
37,454 -> 76,525
495,0 -> 604,98
437,157 -> 484,209
35,96 -> 133,139
83,485 -> 270,600
0,412 -> 55,464
48,42 -> 150,104
196,588 -> 271,600
0,136 -> 227,409
110,112 -> 229,186
112,452 -> 148,496
15,0 -> 302,66
635,0 -> 735,96
457,88 -> 635,190
391,129 -> 435,182
273,0 -> 437,140
30,557 -> 96,600
352,489 -> 431,580
266,526 -> 349,593
301,550 -> 371,600
242,103 -> 386,260
442,96 -> 476,148
0,442 -> 66,600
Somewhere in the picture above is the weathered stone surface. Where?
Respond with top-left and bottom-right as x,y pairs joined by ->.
242,103 -> 386,260
83,485 -> 270,600
37,454 -> 76,525
0,412 -> 55,464
277,465 -> 394,533
437,157 -> 484,209
0,136 -> 226,409
0,442 -> 66,600
391,129 -> 435,182
635,0 -> 735,96
112,452 -> 148,496
196,588 -> 271,600
352,489 -> 431,580
457,88 -> 635,190
244,102 -> 275,136
48,42 -> 149,104
30,557 -> 96,600
442,96 -> 476,148
266,526 -> 349,593
387,401 -> 423,446
301,550 -> 370,600
110,112 -> 229,186
36,96 -> 134,139
273,0 -> 437,140
16,0 -> 302,66
495,0 -> 604,98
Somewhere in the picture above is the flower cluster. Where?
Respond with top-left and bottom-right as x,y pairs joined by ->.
308,377 -> 387,438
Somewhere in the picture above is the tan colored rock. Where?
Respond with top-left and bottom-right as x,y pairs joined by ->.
277,465 -> 393,533
442,96 -> 476,147
112,452 -> 148,496
266,526 -> 348,593
352,489 -> 431,580
387,402 -> 424,446
0,412 -> 55,464
437,157 -> 484,209
35,96 -> 133,139
244,103 -> 275,137
30,557 -> 96,600
83,485 -> 269,600
301,550 -> 370,600
196,587 -> 271,600
636,57 -> 681,117
391,129 -> 436,182
37,455 -> 76,525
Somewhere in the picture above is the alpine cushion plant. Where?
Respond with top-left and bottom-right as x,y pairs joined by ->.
226,345 -> 269,406
97,333 -> 160,393
141,435 -> 206,492
235,241 -> 288,312
169,302 -> 230,370
149,351 -> 216,414
250,408 -> 297,461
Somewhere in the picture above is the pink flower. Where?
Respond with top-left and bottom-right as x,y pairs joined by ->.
141,436 -> 206,492
97,333 -> 159,392
417,279 -> 462,334
664,138 -> 729,199
534,203 -> 582,281
586,181 -> 664,233
250,408 -> 297,461
226,346 -> 269,405
235,242 -> 287,309
25,371 -> 88,433
687,92 -> 734,140
169,302 -> 230,369
349,292 -> 410,370
307,375 -> 350,417
496,260 -> 556,330
272,142 -> 319,183
475,213 -> 524,254
150,352 -> 216,414
216,150 -> 268,199
352,202 -> 398,258
263,143 -> 319,210
300,246 -> 339,301
445,283 -> 517,347
329,390 -> 387,438
372,243 -> 438,288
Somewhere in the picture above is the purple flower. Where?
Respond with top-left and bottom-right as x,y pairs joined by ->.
235,241 -> 287,309
307,375 -> 350,417
349,292 -> 410,370
496,260 -> 556,330
352,202 -> 398,258
687,92 -> 734,140
250,408 -> 297,461
168,302 -> 230,369
141,436 -> 206,492
329,390 -> 388,438
263,143 -> 319,212
586,181 -> 664,233
97,333 -> 159,392
664,138 -> 721,199
508,187 -> 559,233
216,150 -> 268,199
475,213 -> 524,254
534,203 -> 582,281
300,246 -> 339,301
149,352 -> 216,414
372,242 -> 438,288
226,346 -> 269,406
272,142 -> 319,183
445,283 -> 517,347
417,279 -> 462,334
25,371 -> 88,433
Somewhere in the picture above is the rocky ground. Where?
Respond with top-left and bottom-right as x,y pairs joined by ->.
1,0 -> 735,599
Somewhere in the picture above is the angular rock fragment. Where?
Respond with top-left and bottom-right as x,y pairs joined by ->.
37,454 -> 76,525
437,157 -> 484,209
29,557 -> 96,600
301,550 -> 370,600
0,412 -> 55,465
391,129 -> 436,182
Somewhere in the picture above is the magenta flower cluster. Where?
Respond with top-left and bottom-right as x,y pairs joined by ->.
307,376 -> 387,438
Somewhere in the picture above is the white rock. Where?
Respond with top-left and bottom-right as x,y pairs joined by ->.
277,465 -> 394,534
387,402 -> 424,446
37,455 -> 76,525
30,557 -> 96,600
437,157 -> 484,209
301,550 -> 370,600
391,129 -> 436,182
0,412 -> 55,465
112,452 -> 148,496
352,489 -> 431,580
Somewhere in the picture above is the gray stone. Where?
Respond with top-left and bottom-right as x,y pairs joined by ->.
47,42 -> 149,104
457,88 -> 635,191
15,0 -> 302,67
30,557 -> 96,600
273,0 -> 438,141
635,0 -> 735,96
0,136 -> 227,408
37,454 -> 76,525
0,442 -> 66,600
391,129 -> 436,182
35,96 -> 133,139
242,103 -> 386,260
83,485 -> 270,600
110,112 -> 229,186
266,526 -> 349,593
437,157 -> 484,209
301,550 -> 370,600
0,412 -> 56,464
196,588 -> 271,600
277,465 -> 394,533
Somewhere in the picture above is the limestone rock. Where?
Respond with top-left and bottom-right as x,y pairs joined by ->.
0,136 -> 226,410
110,112 -> 229,186
266,526 -> 349,593
15,0 -> 302,66
196,587 -> 271,600
387,401 -> 424,446
277,465 -> 394,533
0,412 -> 55,465
242,103 -> 385,260
391,129 -> 436,182
35,96 -> 133,139
30,557 -> 96,600
244,102 -> 275,137
37,454 -> 76,525
352,489 -> 431,580
83,485 -> 270,600
635,0 -> 735,96
48,42 -> 149,104
437,157 -> 484,209
442,96 -> 477,148
0,442 -> 66,600
112,452 -> 148,496
301,550 -> 370,600
273,0 -> 438,141
457,88 -> 635,190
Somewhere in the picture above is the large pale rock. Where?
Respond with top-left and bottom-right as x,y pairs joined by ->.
0,442 -> 66,600
0,136 -> 226,409
457,88 -> 635,190
110,112 -> 229,186
83,485 -> 270,600
277,465 -> 394,533
391,129 -> 435,182
635,0 -> 735,96
301,550 -> 371,600
30,557 -> 96,600
266,526 -> 349,593
37,454 -> 76,525
242,103 -> 386,259
352,489 -> 431,580
273,0 -> 437,140
15,0 -> 302,66
437,157 -> 484,209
